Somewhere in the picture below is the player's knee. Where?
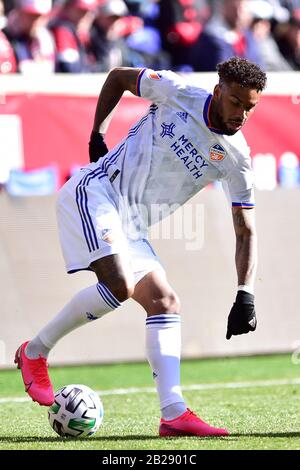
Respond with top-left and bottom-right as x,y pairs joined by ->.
155,292 -> 181,314
106,277 -> 135,302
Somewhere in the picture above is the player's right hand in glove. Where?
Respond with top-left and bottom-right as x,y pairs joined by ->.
89,131 -> 108,163
226,291 -> 257,340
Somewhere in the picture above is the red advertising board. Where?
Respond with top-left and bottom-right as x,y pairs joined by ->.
0,93 -> 299,186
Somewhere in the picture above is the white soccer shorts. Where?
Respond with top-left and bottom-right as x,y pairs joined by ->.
56,167 -> 164,284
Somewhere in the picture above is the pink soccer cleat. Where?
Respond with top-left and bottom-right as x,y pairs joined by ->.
14,341 -> 54,406
159,408 -> 229,437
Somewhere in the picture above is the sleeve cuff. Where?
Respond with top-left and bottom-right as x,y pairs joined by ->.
232,202 -> 255,208
136,68 -> 147,97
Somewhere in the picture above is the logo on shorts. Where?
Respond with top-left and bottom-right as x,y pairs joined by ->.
210,143 -> 226,161
86,312 -> 98,321
149,72 -> 162,80
101,228 -> 114,244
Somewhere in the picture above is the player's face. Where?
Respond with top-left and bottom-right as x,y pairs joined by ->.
212,82 -> 261,135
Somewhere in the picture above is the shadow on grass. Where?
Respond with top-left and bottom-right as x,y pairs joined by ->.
229,432 -> 300,438
1,432 -> 300,443
0,435 -> 160,443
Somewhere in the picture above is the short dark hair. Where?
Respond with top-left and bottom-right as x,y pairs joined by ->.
216,57 -> 267,92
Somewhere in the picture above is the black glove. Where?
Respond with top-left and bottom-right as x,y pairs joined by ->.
226,291 -> 257,340
89,131 -> 108,163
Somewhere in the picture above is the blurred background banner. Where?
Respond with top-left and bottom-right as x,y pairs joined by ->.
0,72 -> 299,187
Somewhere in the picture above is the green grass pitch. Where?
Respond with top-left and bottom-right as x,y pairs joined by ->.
0,354 -> 300,450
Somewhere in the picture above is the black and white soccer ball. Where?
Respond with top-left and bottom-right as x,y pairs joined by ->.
48,384 -> 104,438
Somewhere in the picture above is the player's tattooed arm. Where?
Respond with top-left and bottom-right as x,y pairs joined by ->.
92,67 -> 143,133
232,207 -> 257,290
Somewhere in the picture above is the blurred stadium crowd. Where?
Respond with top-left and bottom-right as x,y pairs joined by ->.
0,0 -> 299,75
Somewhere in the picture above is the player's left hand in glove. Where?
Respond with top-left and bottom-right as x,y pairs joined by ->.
89,131 -> 108,163
226,291 -> 257,340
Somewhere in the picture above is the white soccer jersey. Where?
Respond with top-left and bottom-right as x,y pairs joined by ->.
57,68 -> 256,272
90,69 -> 255,236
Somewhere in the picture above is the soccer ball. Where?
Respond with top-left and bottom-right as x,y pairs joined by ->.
48,384 -> 104,438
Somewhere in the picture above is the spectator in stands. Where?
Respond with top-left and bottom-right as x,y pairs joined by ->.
190,0 -> 262,71
275,15 -> 300,69
122,0 -> 171,69
250,0 -> 292,70
2,0 -> 55,74
88,0 -> 143,71
125,23 -> 171,69
88,0 -> 129,71
0,0 -> 6,29
48,0 -> 97,73
0,0 -> 17,73
0,29 -> 16,73
158,0 -> 208,70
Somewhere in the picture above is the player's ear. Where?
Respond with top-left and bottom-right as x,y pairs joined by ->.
213,84 -> 221,99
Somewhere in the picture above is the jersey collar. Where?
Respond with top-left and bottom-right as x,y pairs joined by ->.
203,94 -> 224,135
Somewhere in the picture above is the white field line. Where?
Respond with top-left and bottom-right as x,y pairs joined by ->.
1,378 -> 300,404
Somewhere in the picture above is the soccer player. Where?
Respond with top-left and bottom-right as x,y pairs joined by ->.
15,57 -> 266,437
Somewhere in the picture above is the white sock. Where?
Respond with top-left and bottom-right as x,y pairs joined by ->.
25,282 -> 121,359
145,313 -> 186,420
162,402 -> 187,420
26,337 -> 50,359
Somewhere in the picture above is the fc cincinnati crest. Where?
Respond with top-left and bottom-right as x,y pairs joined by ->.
210,143 -> 226,161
